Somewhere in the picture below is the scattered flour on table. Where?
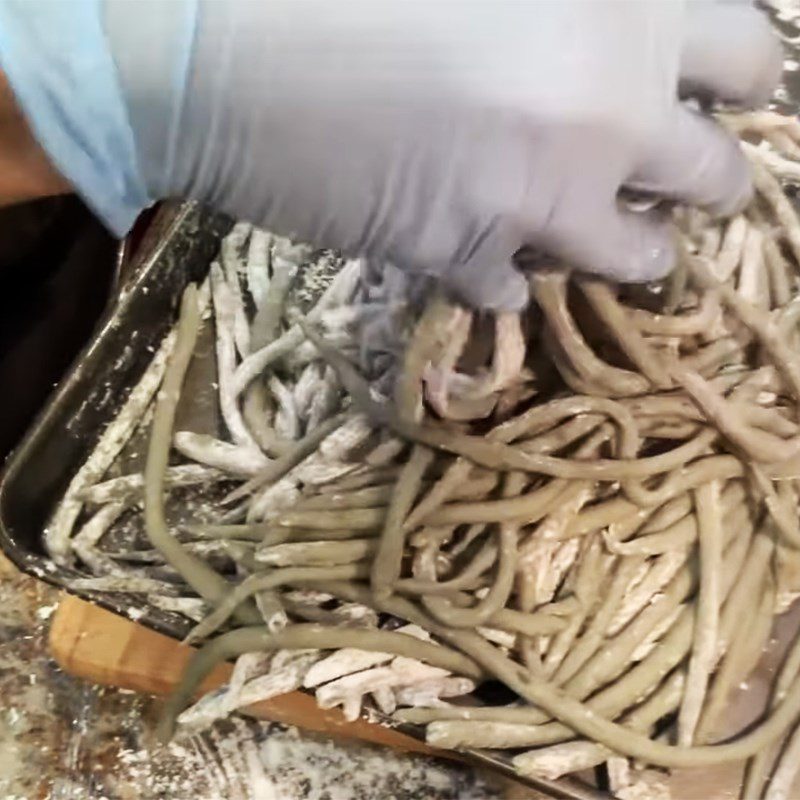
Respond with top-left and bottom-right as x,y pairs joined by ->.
228,720 -> 500,800
263,734 -> 435,799
105,716 -> 503,800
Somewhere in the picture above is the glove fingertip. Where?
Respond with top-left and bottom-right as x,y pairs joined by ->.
591,212 -> 676,284
625,232 -> 675,284
444,263 -> 529,312
704,163 -> 753,220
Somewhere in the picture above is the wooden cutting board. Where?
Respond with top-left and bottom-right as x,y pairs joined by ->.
48,593 -> 440,756
49,595 -> 551,799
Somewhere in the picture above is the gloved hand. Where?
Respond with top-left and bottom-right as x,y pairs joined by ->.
0,0 -> 782,309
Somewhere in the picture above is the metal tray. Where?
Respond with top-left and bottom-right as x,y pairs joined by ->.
5,19 -> 800,784
0,201 -> 605,800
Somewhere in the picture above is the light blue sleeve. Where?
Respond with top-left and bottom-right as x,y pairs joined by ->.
0,0 -> 152,235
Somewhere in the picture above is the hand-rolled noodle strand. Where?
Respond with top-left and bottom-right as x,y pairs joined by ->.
159,623 -> 482,741
143,285 -> 260,626
742,626 -> 800,799
577,278 -> 672,389
370,444 -> 434,599
677,481 -> 722,746
421,473 -> 524,628
531,272 -> 649,396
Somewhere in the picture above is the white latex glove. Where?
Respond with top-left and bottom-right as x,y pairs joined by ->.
0,0 -> 783,309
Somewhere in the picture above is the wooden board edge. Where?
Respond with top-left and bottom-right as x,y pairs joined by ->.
49,593 -> 444,758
